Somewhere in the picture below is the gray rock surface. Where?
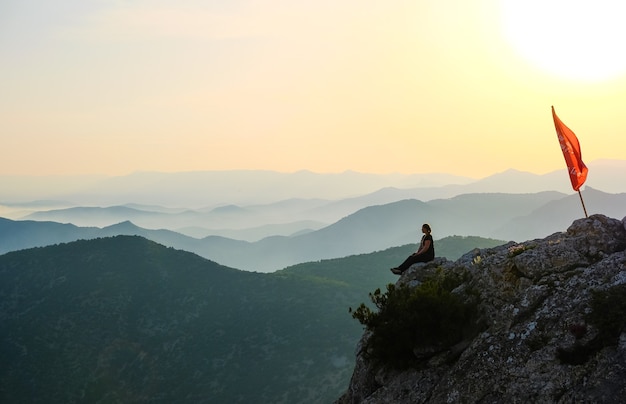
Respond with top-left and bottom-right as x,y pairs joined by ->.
337,214 -> 626,403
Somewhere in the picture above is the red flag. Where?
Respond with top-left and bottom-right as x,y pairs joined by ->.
551,106 -> 588,191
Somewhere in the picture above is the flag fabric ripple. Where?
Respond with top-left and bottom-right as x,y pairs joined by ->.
551,106 -> 588,191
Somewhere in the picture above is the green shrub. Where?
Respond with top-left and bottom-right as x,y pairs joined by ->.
350,272 -> 479,369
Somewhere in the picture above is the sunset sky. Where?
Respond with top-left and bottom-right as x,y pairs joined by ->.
1,0 -> 626,178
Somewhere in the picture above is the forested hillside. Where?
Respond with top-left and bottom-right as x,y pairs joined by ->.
0,235 -> 504,403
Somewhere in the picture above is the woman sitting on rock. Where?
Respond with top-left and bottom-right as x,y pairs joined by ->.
391,223 -> 434,275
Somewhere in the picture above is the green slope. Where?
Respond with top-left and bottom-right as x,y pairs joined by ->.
0,234 -> 505,403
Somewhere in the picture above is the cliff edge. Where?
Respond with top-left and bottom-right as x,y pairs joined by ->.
337,214 -> 626,403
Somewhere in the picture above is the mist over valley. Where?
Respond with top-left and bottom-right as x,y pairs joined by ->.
2,161 -> 626,271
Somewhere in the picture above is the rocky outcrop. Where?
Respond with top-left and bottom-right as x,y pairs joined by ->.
337,214 -> 626,403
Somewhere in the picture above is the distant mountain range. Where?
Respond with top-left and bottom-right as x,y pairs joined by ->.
2,188 -> 625,272
2,159 -> 625,209
17,200 -> 332,239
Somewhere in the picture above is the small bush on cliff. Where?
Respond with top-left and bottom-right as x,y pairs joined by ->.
350,271 -> 479,369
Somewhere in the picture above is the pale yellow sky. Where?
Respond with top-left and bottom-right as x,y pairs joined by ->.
1,0 -> 625,178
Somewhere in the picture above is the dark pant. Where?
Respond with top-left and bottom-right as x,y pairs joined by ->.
397,253 -> 433,272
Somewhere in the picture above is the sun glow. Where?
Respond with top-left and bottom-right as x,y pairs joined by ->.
500,0 -> 626,82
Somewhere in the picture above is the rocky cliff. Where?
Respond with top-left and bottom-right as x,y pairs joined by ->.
337,214 -> 626,403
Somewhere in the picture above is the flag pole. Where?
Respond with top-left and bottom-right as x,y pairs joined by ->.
578,190 -> 588,218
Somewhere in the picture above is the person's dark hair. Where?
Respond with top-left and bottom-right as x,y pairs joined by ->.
423,223 -> 431,232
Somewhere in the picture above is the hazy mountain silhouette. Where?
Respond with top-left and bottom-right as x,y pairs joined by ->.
6,189 -> 621,272
0,217 -> 100,253
493,188 -> 626,240
0,170 -> 473,207
2,159 -> 625,210
9,176 -> 572,240
23,205 -> 168,227
176,220 -> 324,240
19,200 -> 332,240
7,160 -> 625,244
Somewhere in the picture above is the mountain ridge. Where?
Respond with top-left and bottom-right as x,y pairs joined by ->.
3,189 -> 625,272
2,159 -> 625,209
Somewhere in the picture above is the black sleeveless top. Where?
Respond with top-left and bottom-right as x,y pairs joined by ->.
421,234 -> 435,260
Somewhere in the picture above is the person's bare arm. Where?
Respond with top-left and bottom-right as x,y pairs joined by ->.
415,239 -> 431,255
